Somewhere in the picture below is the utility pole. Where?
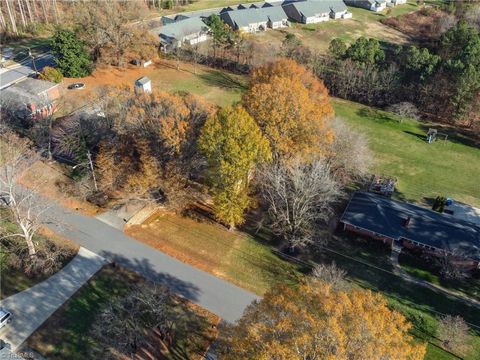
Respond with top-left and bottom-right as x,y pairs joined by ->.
28,47 -> 38,73
87,150 -> 98,191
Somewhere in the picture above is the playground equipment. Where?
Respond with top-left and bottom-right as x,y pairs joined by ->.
368,175 -> 397,197
426,128 -> 448,144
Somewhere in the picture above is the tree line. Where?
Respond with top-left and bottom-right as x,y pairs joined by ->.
314,20 -> 480,127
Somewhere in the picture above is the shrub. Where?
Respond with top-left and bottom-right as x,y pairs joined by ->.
39,66 -> 63,83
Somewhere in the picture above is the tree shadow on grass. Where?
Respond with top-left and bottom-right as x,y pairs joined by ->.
197,70 -> 248,91
414,123 -> 480,149
403,130 -> 426,141
99,251 -> 201,304
356,107 -> 401,125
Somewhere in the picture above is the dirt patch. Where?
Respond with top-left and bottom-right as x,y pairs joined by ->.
18,160 -> 99,215
382,8 -> 449,42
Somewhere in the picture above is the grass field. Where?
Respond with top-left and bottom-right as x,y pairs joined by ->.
333,98 -> 480,207
27,266 -> 219,360
62,60 -> 245,109
125,209 -> 480,360
398,251 -> 480,302
251,1 -> 418,53
125,211 -> 303,295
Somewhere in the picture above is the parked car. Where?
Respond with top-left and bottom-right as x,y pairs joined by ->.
0,309 -> 12,329
67,83 -> 86,90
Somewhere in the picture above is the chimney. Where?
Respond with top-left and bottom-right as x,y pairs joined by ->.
403,216 -> 411,228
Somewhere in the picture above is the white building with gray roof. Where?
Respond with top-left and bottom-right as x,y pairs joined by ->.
283,0 -> 351,24
152,17 -> 210,51
344,0 -> 387,12
220,6 -> 289,32
221,8 -> 269,32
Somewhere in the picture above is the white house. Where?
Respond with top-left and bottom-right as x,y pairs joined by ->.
134,76 -> 152,94
262,6 -> 289,28
329,0 -> 353,19
283,0 -> 333,24
220,8 -> 269,32
345,0 -> 387,12
153,17 -> 209,51
388,0 -> 407,6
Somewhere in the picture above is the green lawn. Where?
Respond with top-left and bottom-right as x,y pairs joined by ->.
399,251 -> 480,301
27,266 -> 218,359
148,62 -> 246,107
126,211 -> 304,295
333,98 -> 480,207
314,233 -> 480,360
255,1 -> 418,53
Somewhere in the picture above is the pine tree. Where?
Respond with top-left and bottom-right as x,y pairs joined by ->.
51,28 -> 92,78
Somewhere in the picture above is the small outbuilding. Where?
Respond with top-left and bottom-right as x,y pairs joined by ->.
134,76 -> 152,94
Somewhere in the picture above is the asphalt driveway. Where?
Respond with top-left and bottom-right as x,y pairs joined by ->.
44,202 -> 259,323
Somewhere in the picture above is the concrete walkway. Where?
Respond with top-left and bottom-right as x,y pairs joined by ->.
0,247 -> 107,351
390,245 -> 480,311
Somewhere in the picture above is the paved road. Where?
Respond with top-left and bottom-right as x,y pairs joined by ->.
0,247 -> 107,351
0,54 -> 55,89
44,202 -> 258,323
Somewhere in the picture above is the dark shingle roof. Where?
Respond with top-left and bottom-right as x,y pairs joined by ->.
341,191 -> 480,261
0,78 -> 57,110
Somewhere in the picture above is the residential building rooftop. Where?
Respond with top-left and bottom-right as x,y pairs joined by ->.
341,191 -> 480,261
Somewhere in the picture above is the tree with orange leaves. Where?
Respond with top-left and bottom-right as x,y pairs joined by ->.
218,280 -> 426,360
243,59 -> 334,161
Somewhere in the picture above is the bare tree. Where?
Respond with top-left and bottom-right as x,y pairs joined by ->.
259,158 -> 341,248
437,315 -> 473,356
464,5 -> 480,31
328,118 -> 373,184
387,102 -> 420,121
436,249 -> 470,280
311,261 -> 349,290
0,132 -> 48,258
91,283 -> 175,358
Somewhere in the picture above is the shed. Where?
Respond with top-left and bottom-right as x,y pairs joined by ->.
134,76 -> 152,94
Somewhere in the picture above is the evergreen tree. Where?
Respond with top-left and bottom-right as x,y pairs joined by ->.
51,28 -> 92,77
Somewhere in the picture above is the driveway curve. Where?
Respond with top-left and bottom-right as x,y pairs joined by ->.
0,247 -> 107,351
43,201 -> 259,323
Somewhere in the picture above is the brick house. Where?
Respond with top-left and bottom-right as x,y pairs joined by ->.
341,191 -> 480,269
0,78 -> 60,120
